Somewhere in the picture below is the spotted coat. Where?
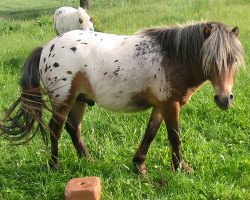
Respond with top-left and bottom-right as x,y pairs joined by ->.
39,30 -> 171,112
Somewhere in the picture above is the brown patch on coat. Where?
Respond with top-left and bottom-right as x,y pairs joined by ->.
69,71 -> 96,102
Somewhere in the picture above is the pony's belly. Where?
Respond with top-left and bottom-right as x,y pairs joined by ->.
94,89 -> 152,112
97,101 -> 151,113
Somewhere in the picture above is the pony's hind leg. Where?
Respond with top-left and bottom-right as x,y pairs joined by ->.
133,108 -> 163,175
65,98 -> 93,161
48,106 -> 69,168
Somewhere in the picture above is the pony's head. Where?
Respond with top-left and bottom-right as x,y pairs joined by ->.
78,7 -> 94,31
201,22 -> 244,110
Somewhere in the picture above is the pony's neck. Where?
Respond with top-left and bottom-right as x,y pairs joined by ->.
187,62 -> 207,87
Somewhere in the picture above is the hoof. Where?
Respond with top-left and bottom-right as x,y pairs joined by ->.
49,159 -> 60,169
181,162 -> 193,173
87,156 -> 94,162
134,162 -> 147,177
172,160 -> 192,173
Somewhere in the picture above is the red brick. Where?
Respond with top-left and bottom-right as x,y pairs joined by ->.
65,176 -> 101,200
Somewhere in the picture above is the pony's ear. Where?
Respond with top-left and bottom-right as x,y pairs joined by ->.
203,25 -> 211,39
232,26 -> 239,37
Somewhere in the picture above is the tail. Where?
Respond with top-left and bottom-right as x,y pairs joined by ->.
0,46 -> 48,145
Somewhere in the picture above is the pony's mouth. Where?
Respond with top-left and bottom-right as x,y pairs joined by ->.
214,95 -> 232,110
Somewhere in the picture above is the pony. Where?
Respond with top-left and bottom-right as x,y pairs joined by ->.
54,6 -> 94,35
0,21 -> 244,175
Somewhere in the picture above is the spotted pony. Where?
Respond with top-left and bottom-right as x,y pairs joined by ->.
54,6 -> 94,35
0,21 -> 244,174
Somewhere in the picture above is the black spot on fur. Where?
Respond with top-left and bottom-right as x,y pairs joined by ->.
53,62 -> 59,68
45,64 -> 48,72
114,60 -> 118,62
67,71 -> 72,74
70,47 -> 77,53
104,72 -> 107,75
113,66 -> 120,77
154,75 -> 156,79
62,78 -> 67,81
84,64 -> 88,67
62,46 -> 65,48
55,94 -> 60,97
49,53 -> 51,57
79,18 -> 83,24
81,42 -> 88,45
50,44 -> 55,52
76,39 -> 81,42
58,34 -> 64,38
54,77 -> 57,81
43,58 -> 46,63
52,54 -> 55,57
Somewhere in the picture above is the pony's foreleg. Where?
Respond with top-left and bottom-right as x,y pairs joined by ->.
65,100 -> 93,161
133,108 -> 163,175
163,102 -> 192,172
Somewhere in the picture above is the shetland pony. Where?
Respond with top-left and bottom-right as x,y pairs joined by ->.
54,7 -> 94,35
0,21 -> 244,174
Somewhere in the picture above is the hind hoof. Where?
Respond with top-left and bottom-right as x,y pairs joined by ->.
49,160 -> 60,169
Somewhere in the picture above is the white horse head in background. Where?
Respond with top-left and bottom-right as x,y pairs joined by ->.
54,7 -> 94,35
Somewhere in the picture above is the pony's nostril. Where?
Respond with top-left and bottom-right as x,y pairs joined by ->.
230,94 -> 234,100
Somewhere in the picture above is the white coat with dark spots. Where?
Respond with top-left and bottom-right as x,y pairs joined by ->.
39,30 -> 171,112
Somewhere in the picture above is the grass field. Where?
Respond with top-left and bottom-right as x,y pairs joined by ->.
0,0 -> 249,199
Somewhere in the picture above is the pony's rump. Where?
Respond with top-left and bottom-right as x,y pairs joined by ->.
0,46 -> 48,145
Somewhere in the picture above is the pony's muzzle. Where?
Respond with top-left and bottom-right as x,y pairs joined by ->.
214,94 -> 234,110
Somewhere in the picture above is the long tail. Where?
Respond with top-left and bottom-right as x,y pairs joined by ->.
0,46 -> 48,145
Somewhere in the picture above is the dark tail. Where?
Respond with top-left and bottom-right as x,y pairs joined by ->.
0,46 -> 48,145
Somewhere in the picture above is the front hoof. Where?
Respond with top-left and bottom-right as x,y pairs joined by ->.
134,162 -> 147,176
180,162 -> 193,173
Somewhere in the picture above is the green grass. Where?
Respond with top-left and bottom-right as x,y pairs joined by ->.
0,0 -> 250,199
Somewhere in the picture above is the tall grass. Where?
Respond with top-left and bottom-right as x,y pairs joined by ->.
0,0 -> 249,199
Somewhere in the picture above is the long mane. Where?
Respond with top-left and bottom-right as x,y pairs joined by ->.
141,21 -> 244,74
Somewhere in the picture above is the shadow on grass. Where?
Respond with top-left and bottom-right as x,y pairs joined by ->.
0,7 -> 58,21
